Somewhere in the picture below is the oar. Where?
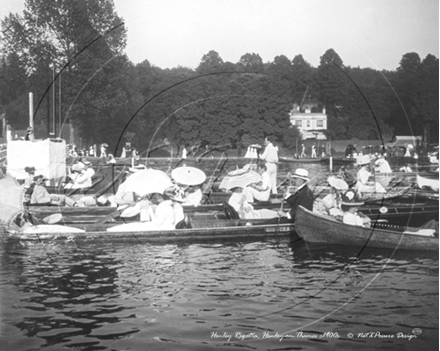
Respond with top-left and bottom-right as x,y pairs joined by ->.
277,186 -> 291,224
26,211 -> 63,225
202,152 -> 229,196
94,204 -> 132,225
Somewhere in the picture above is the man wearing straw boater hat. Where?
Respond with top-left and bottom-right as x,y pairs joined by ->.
31,175 -> 76,207
355,155 -> 386,196
278,168 -> 314,221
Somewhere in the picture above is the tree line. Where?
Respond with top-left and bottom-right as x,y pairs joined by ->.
0,0 -> 438,157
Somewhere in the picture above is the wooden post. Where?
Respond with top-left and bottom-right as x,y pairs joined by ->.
329,140 -> 332,172
29,92 -> 35,141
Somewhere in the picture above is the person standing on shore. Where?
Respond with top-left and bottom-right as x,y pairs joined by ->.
300,144 -> 306,158
259,136 -> 279,195
311,144 -> 317,158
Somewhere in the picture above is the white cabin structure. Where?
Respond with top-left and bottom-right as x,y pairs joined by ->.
289,103 -> 327,140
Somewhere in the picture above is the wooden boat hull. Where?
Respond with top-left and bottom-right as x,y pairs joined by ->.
320,157 -> 356,165
3,222 -> 297,243
278,157 -> 322,163
26,199 -> 438,229
295,206 -> 438,251
417,174 -> 439,191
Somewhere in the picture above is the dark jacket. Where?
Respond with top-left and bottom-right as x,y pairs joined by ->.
285,185 -> 314,221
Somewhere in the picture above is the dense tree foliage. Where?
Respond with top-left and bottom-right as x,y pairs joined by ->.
1,1 -> 438,157
1,0 -> 129,149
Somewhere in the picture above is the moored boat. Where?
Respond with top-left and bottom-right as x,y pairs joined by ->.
320,157 -> 356,166
3,219 -> 297,243
417,173 -> 439,191
26,195 -> 439,229
295,206 -> 439,251
278,156 -> 322,163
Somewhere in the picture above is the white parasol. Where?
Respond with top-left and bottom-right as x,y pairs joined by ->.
171,167 -> 206,186
122,169 -> 173,197
219,169 -> 261,191
327,176 -> 348,190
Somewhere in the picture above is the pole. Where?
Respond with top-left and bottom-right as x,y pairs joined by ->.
29,92 -> 35,141
329,140 -> 332,172
29,92 -> 34,130
58,70 -> 61,138
51,64 -> 56,136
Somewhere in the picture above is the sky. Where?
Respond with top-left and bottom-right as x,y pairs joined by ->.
1,0 -> 438,71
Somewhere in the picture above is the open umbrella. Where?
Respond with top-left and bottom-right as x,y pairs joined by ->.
172,167 -> 206,186
0,176 -> 25,226
122,169 -> 173,197
327,176 -> 349,190
219,169 -> 261,191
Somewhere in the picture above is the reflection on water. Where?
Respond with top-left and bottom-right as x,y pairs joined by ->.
0,239 -> 438,350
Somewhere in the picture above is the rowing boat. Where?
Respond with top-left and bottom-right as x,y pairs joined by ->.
26,197 -> 438,229
417,173 -> 439,191
2,217 -> 297,243
295,206 -> 439,251
278,156 -> 322,163
320,157 -> 356,166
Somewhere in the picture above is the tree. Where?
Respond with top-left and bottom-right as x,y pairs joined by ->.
390,52 -> 439,145
290,54 -> 315,106
237,53 -> 264,73
196,50 -> 224,74
411,54 -> 439,144
316,49 -> 347,119
0,53 -> 29,129
1,0 -> 128,146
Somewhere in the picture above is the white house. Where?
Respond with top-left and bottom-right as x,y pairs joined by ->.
289,103 -> 327,140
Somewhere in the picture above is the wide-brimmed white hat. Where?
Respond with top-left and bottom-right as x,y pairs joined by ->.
341,190 -> 364,206
163,186 -> 185,202
171,166 -> 206,186
327,176 -> 348,190
356,155 -> 371,166
292,168 -> 309,181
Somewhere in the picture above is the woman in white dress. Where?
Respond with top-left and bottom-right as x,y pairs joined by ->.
107,187 -> 185,232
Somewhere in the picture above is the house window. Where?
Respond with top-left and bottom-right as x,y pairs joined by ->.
317,120 -> 323,128
296,120 -> 302,127
306,120 -> 311,128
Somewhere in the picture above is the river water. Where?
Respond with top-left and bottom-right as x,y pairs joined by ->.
0,237 -> 438,351
1,161 -> 438,350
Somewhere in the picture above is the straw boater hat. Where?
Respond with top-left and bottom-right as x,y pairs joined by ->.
341,190 -> 364,206
292,168 -> 309,181
356,155 -> 372,166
